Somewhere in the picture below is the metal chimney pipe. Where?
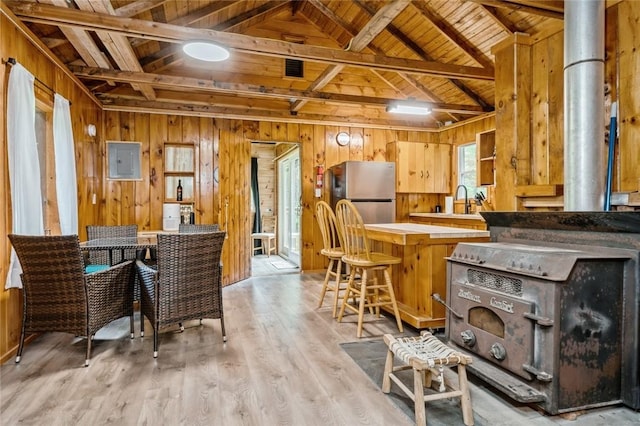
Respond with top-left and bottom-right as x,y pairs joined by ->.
564,0 -> 605,211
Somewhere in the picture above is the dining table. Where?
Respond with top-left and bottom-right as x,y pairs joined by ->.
80,235 -> 157,266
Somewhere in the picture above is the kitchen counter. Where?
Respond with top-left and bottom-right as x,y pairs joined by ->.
409,213 -> 487,230
364,223 -> 490,329
365,223 -> 489,244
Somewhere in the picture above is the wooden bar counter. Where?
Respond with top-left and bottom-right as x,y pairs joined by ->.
409,213 -> 487,230
364,223 -> 490,329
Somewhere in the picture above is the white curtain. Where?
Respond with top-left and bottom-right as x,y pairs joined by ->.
53,94 -> 78,235
5,63 -> 44,289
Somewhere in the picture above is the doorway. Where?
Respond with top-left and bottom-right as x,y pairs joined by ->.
277,147 -> 301,266
250,142 -> 301,276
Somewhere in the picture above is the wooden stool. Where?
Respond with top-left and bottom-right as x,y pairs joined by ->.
382,332 -> 474,426
315,201 -> 349,318
334,200 -> 403,338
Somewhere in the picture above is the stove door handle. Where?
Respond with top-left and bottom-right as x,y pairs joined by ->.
523,312 -> 554,327
432,293 -> 464,319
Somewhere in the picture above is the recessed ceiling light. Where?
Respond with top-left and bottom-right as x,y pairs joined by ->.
183,41 -> 230,62
386,100 -> 432,115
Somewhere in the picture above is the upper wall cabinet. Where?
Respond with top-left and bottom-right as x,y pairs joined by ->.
164,143 -> 195,202
476,130 -> 496,186
387,141 -> 451,193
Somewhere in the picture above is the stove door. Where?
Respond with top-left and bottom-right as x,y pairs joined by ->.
449,282 -> 537,381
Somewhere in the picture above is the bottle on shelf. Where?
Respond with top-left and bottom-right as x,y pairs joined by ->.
176,179 -> 183,201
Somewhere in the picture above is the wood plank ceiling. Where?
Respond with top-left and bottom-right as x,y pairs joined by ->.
7,0 -> 563,130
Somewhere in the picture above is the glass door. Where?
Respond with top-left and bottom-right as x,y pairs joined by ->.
278,147 -> 301,266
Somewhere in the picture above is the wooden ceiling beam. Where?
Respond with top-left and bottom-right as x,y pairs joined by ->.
409,1 -> 495,72
41,0 -> 112,69
41,36 -> 69,49
101,99 -> 444,131
354,0 -> 491,110
130,1 -> 239,48
114,0 -> 169,17
478,4 -> 518,35
70,66 -> 485,115
6,2 -> 494,80
464,0 -> 563,20
138,2 -> 289,73
204,1 -> 288,32
291,0 -> 410,111
308,0 -> 447,108
73,0 -> 156,100
507,1 -> 563,13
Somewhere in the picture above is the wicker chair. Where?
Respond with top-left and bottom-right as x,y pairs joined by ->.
136,231 -> 227,357
178,223 -> 219,233
8,234 -> 135,367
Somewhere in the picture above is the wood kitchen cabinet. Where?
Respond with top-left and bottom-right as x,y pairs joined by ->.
387,141 -> 451,193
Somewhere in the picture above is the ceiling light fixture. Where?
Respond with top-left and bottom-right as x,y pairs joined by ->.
386,100 -> 432,115
183,41 -> 230,62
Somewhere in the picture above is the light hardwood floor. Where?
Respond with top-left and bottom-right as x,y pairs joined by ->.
0,272 -> 412,425
2,271 -> 639,425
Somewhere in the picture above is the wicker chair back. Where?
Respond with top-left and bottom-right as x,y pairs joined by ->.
86,224 -> 138,265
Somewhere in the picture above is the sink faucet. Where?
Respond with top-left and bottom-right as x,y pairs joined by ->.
455,185 -> 471,214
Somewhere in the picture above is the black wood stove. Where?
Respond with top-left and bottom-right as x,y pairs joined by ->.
444,212 -> 640,415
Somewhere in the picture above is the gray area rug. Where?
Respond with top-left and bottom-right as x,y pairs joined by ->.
340,339 -> 640,426
340,338 -> 477,426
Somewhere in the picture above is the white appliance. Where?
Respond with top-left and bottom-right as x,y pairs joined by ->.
162,203 -> 180,231
328,161 -> 396,223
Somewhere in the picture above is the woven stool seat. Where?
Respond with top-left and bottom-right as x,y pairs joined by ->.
383,332 -> 474,426
389,333 -> 473,369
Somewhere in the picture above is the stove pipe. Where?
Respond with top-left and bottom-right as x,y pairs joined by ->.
564,0 -> 605,211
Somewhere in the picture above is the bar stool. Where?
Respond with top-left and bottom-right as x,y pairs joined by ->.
382,332 -> 474,426
334,199 -> 403,338
315,201 -> 349,317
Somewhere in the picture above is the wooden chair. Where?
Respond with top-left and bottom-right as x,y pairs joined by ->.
251,215 -> 277,257
334,199 -> 403,338
383,332 -> 474,426
8,234 -> 135,367
136,231 -> 227,357
178,223 -> 219,233
315,201 -> 349,318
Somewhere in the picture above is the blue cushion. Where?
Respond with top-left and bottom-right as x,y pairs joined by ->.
85,264 -> 110,273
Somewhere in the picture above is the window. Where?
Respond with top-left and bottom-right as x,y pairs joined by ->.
35,98 -> 55,234
458,143 -> 485,197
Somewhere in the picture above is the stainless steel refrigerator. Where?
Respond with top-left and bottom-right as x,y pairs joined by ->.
328,161 -> 396,223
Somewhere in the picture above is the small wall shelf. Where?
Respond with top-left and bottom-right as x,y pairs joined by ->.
164,143 -> 195,202
476,130 -> 495,186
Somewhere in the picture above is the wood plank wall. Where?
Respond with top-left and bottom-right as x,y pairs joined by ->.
99,114 -> 454,284
618,1 -> 640,191
491,2 -> 640,211
0,8 -> 103,362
